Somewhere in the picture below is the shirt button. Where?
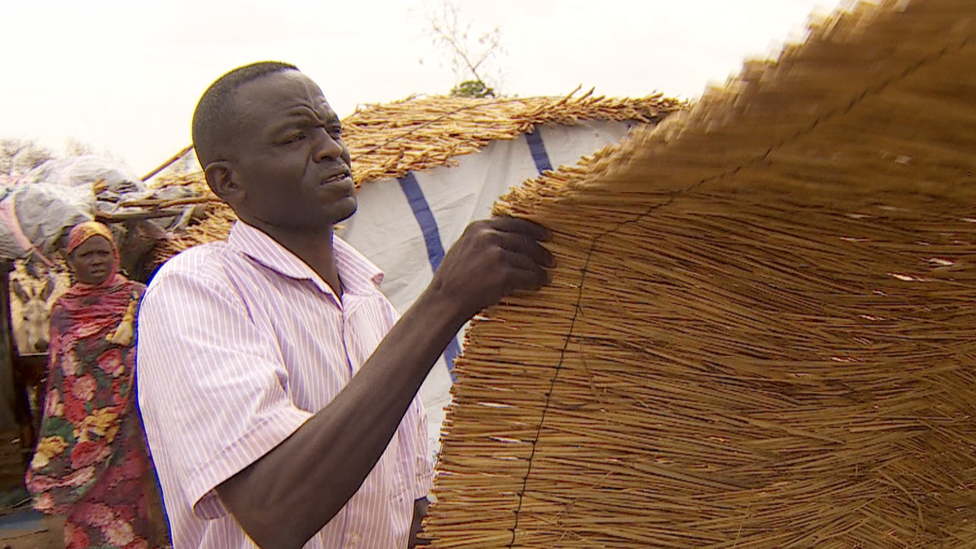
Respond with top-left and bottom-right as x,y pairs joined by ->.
349,532 -> 361,544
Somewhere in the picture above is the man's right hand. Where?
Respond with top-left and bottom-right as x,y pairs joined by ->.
428,217 -> 554,322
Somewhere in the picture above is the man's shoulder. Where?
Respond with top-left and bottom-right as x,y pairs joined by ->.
156,241 -> 234,271
148,241 -> 250,292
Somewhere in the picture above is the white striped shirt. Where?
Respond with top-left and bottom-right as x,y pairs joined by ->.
136,221 -> 433,548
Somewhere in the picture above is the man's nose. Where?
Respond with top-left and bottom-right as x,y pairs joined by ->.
312,129 -> 343,162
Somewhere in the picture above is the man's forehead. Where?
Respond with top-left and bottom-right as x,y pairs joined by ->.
233,71 -> 336,121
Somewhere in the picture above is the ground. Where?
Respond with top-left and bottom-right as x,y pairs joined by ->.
0,510 -> 61,549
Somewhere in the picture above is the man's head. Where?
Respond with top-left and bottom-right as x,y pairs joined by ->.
192,62 -> 356,234
192,61 -> 296,167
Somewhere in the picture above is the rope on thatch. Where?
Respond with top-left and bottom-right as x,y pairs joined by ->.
423,0 -> 976,547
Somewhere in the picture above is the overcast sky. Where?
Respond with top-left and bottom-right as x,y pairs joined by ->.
0,0 -> 845,176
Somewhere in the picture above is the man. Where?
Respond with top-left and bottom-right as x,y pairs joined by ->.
136,61 -> 552,549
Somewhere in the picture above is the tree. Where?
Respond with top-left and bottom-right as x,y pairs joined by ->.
423,0 -> 505,98
0,137 -> 115,181
0,138 -> 55,177
451,80 -> 495,99
63,138 -> 94,158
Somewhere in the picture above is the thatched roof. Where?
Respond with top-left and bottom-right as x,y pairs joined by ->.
424,0 -> 976,546
149,90 -> 682,261
343,91 -> 680,184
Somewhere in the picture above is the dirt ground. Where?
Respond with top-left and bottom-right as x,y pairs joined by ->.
0,515 -> 61,549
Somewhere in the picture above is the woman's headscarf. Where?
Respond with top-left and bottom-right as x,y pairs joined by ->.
65,221 -> 123,291
66,221 -> 115,254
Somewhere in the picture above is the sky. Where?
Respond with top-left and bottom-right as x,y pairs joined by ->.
0,0 -> 847,177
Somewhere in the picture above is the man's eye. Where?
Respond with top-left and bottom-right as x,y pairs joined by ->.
327,126 -> 342,139
282,133 -> 305,144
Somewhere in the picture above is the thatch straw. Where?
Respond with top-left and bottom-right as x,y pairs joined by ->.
424,1 -> 976,547
343,90 -> 681,184
151,91 -> 681,262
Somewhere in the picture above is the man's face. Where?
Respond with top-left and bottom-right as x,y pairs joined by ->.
224,70 -> 356,232
69,236 -> 114,285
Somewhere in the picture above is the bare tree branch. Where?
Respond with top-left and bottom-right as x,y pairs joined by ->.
423,0 -> 505,97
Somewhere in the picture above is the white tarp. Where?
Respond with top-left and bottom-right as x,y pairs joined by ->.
338,120 -> 646,451
0,183 -> 94,263
0,155 -> 150,263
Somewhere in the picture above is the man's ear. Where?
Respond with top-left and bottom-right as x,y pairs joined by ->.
204,161 -> 243,204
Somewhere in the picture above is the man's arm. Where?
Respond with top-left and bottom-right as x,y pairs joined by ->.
216,217 -> 552,549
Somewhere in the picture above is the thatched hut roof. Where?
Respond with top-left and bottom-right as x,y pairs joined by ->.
342,91 -> 680,183
147,91 -> 682,261
423,0 -> 976,546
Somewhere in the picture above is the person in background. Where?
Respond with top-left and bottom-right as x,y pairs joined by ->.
25,221 -> 170,549
136,61 -> 552,549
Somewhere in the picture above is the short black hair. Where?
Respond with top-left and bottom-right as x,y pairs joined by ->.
191,61 -> 299,167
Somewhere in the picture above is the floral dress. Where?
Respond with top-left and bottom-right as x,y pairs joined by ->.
26,275 -> 165,549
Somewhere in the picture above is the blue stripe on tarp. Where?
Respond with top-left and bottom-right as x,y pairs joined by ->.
398,172 -> 446,271
443,337 -> 461,382
398,172 -> 458,380
526,128 -> 553,173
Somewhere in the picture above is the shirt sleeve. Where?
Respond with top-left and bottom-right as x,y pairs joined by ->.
383,296 -> 434,501
397,394 -> 434,501
136,265 -> 312,520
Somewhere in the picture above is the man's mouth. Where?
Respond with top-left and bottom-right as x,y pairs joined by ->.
323,172 -> 351,185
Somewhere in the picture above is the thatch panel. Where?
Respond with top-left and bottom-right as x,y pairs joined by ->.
426,1 -> 976,547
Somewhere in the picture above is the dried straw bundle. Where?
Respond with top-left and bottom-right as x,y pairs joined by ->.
344,92 -> 681,184
426,1 -> 976,547
153,92 -> 680,261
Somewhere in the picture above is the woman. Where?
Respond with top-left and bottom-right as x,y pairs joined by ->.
25,221 -> 167,549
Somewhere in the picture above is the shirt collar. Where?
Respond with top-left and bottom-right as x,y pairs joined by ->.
227,221 -> 384,296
